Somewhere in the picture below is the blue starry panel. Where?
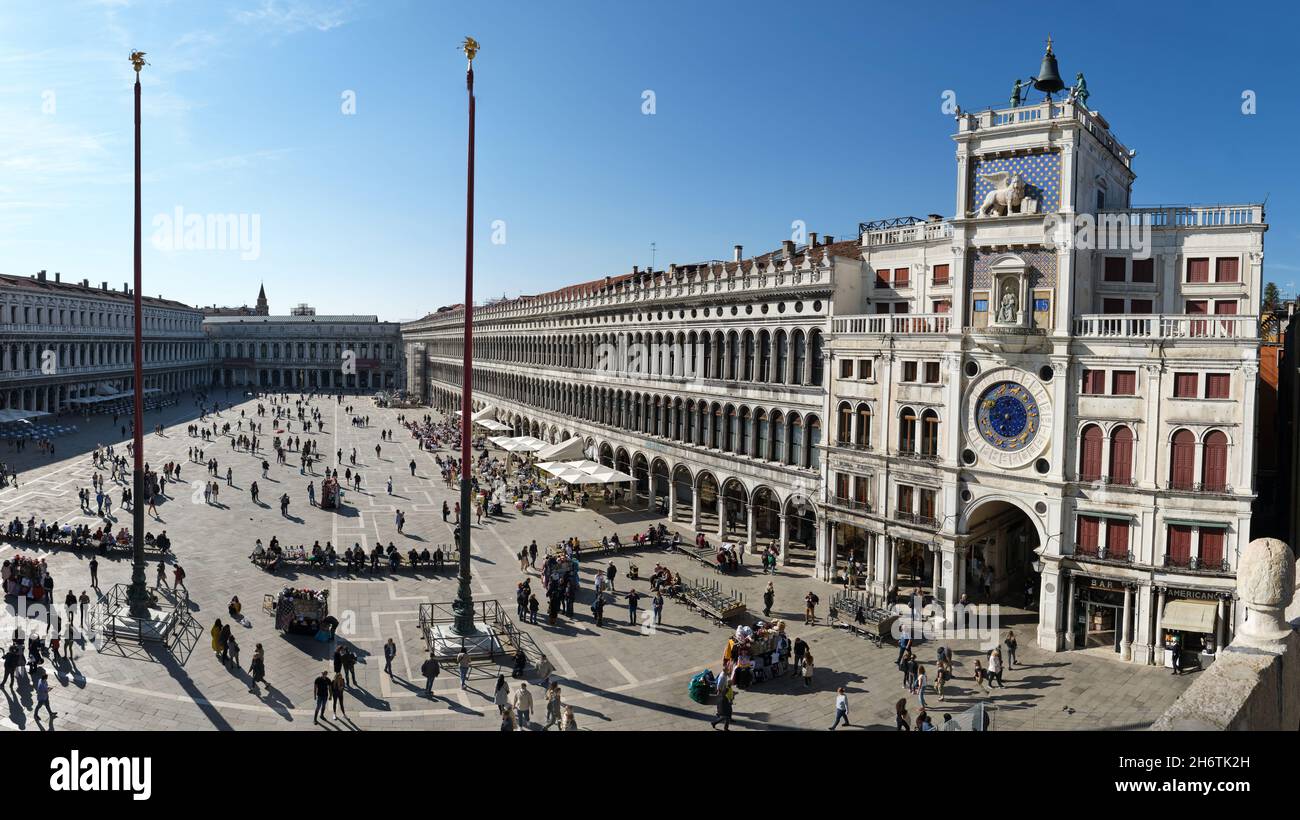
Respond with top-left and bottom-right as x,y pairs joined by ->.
976,381 -> 1041,452
971,152 -> 1062,216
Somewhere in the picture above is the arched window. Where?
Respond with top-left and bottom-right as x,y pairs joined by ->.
742,331 -> 755,381
728,331 -> 740,381
789,414 -> 803,466
898,407 -> 917,453
1109,425 -> 1133,484
725,404 -> 737,452
856,404 -> 871,448
771,411 -> 785,463
1170,429 -> 1195,490
711,403 -> 723,449
791,329 -> 806,385
774,331 -> 788,384
739,406 -> 751,455
837,401 -> 852,444
921,410 -> 940,457
806,415 -> 821,469
758,331 -> 771,382
1202,430 -> 1228,491
809,329 -> 824,386
1079,424 -> 1103,481
755,409 -> 769,459
685,400 -> 695,443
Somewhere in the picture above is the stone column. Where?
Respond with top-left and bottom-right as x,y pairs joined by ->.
887,537 -> 898,596
1121,583 -> 1134,661
1064,572 -> 1077,649
778,513 -> 789,565
690,491 -> 700,532
1155,586 -> 1166,667
668,479 -> 677,523
746,502 -> 755,553
1215,595 -> 1226,653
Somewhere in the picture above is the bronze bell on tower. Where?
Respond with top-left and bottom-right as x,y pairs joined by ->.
1032,36 -> 1065,97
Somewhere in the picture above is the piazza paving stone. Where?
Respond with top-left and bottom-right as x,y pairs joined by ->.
0,390 -> 1194,731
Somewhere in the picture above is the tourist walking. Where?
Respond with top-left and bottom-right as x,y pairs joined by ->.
711,684 -> 734,730
804,590 -> 819,625
457,650 -> 470,689
330,672 -> 347,717
762,582 -> 774,617
421,653 -> 441,696
801,651 -> 815,687
895,698 -> 910,731
543,683 -> 563,730
35,675 -> 56,721
313,670 -> 331,724
249,644 -> 266,694
829,686 -> 851,730
383,638 -> 396,676
493,674 -> 510,714
1005,629 -> 1018,669
513,683 -> 533,728
987,647 -> 1005,688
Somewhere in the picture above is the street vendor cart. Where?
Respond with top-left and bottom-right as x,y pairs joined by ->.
320,476 -> 341,510
272,587 -> 329,636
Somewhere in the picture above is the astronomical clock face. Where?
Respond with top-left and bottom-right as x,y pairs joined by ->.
964,368 -> 1054,469
976,382 -> 1039,452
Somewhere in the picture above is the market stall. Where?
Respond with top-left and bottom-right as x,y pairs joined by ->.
320,475 -> 340,510
720,620 -> 790,688
272,587 -> 329,635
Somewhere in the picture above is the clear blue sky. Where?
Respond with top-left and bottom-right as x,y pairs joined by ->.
2,0 -> 1296,321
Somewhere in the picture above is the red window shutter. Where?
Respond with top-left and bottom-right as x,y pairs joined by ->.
932,264 -> 949,285
933,300 -> 950,314
1186,300 -> 1208,315
875,302 -> 891,314
1080,425 -> 1103,481
875,269 -> 889,288
1112,371 -> 1136,395
1206,373 -> 1230,399
1105,519 -> 1129,558
1199,527 -> 1225,567
1202,431 -> 1228,490
1129,299 -> 1153,314
1187,258 -> 1209,283
1215,258 -> 1239,283
1171,430 -> 1195,488
1214,300 -> 1237,315
1168,525 -> 1193,564
1076,515 -> 1100,550
1109,426 -> 1133,483
1104,257 -> 1126,281
1132,258 -> 1154,282
1082,369 -> 1105,394
1174,373 -> 1198,398
894,267 -> 910,287
1103,298 -> 1125,314
893,302 -> 909,314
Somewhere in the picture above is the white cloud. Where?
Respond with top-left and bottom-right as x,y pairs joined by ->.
234,0 -> 359,34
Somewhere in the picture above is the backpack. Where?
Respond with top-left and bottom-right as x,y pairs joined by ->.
809,593 -> 819,606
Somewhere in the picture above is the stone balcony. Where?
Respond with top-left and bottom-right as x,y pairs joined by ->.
831,313 -> 952,336
1072,313 -> 1257,342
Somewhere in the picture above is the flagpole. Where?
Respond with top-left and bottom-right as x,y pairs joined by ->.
127,51 -> 151,619
453,38 -> 479,636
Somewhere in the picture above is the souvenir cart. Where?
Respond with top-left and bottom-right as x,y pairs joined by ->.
273,587 -> 329,635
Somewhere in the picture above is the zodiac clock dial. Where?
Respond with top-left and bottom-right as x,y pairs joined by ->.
976,381 -> 1040,452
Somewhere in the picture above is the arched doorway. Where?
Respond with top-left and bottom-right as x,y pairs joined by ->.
696,471 -> 719,531
631,453 -> 650,507
614,448 -> 631,506
751,486 -> 781,547
650,458 -> 670,515
961,498 -> 1043,606
598,442 -> 614,467
721,478 -> 748,540
783,494 -> 817,564
671,464 -> 693,523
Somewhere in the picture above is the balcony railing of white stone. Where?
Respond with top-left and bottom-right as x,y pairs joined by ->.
960,99 -> 1131,167
863,220 -> 952,248
893,511 -> 938,529
832,313 -> 952,336
1098,204 -> 1265,229
1166,480 -> 1235,497
1072,314 -> 1257,342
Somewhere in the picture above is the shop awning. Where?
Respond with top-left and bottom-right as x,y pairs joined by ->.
537,437 -> 587,461
1162,599 -> 1218,633
488,435 -> 547,453
473,418 -> 511,432
471,404 -> 499,422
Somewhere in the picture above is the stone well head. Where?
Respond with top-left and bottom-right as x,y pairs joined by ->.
1237,537 -> 1296,644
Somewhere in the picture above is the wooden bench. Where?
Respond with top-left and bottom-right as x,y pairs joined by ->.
829,593 -> 899,647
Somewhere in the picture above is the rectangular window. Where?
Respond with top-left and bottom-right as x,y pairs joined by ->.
1076,514 -> 1100,552
1215,257 -> 1239,283
1081,369 -> 1106,395
835,473 -> 849,499
1129,299 -> 1153,314
1200,527 -> 1226,568
973,299 -> 989,312
1186,257 -> 1210,283
896,485 -> 914,515
1173,372 -> 1199,398
1112,370 -> 1136,395
1206,372 -> 1230,399
894,267 -> 910,288
857,359 -> 872,380
902,361 -> 918,382
1132,257 -> 1155,283
893,302 -> 910,314
875,302 -> 891,314
933,300 -> 950,314
853,476 -> 869,505
839,359 -> 854,379
932,264 -> 950,286
924,362 -> 940,384
1106,520 -> 1130,559
875,268 -> 889,289
1104,256 -> 1126,282
1167,525 -> 1193,566
1102,298 -> 1125,314
919,489 -> 936,519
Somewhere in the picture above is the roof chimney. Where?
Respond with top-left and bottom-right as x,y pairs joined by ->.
101,281 -> 108,291
82,279 -> 89,287
809,232 -> 818,247
36,270 -> 46,281
823,235 -> 834,245
123,282 -> 129,293
53,272 -> 60,283
781,240 -> 795,257
733,244 -> 743,262
632,265 -> 639,275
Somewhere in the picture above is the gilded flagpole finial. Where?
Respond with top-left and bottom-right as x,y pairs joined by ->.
461,37 -> 479,68
129,50 -> 147,73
